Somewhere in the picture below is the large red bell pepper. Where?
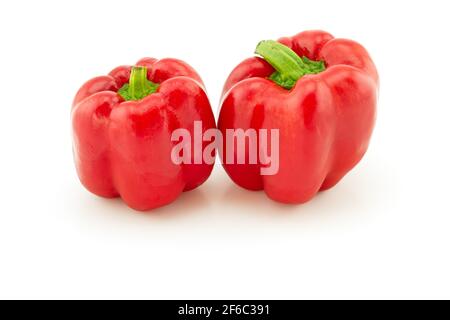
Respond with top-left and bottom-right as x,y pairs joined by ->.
72,58 -> 215,211
218,30 -> 379,203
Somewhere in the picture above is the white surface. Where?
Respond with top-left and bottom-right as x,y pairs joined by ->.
0,0 -> 449,299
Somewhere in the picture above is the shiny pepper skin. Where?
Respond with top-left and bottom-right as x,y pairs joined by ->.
72,58 -> 216,211
218,30 -> 379,204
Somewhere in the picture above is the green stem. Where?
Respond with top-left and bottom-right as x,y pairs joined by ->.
118,66 -> 159,101
255,40 -> 325,89
129,66 -> 148,100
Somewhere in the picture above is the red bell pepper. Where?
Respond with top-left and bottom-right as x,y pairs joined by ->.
218,30 -> 379,203
72,58 -> 215,211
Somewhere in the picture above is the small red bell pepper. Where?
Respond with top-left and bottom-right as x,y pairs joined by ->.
72,58 -> 215,211
218,30 -> 379,203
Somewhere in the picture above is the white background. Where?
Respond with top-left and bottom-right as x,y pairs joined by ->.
0,0 -> 449,299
